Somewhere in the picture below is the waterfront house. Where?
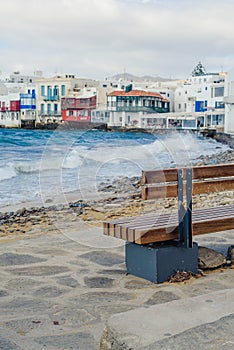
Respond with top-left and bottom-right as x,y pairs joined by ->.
107,85 -> 169,127
0,93 -> 21,128
36,75 -> 98,124
174,63 -> 225,129
61,87 -> 97,123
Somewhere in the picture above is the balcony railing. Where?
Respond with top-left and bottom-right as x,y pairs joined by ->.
39,111 -> 61,116
115,106 -> 169,113
43,95 -> 60,102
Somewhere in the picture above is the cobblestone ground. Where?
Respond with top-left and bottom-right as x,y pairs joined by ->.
0,227 -> 233,349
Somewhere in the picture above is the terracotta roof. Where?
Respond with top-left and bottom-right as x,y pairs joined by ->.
107,90 -> 168,101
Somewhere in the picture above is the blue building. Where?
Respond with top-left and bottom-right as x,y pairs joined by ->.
20,89 -> 37,127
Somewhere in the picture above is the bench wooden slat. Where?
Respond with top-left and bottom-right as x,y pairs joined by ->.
104,204 -> 234,230
193,163 -> 234,180
104,205 -> 234,243
118,207 -> 234,235
193,179 -> 234,195
142,168 -> 178,184
143,178 -> 234,200
134,216 -> 234,245
143,164 -> 234,185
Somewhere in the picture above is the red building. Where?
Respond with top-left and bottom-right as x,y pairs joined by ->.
10,100 -> 20,111
61,96 -> 96,122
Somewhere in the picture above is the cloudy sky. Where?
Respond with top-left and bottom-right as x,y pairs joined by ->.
1,0 -> 234,80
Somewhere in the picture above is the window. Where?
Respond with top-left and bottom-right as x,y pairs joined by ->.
215,101 -> 225,109
47,86 -> 52,98
178,103 -> 181,109
41,104 -> 44,114
214,87 -> 224,97
47,104 -> 51,114
41,85 -> 45,96
54,104 -> 58,114
61,85 -> 66,96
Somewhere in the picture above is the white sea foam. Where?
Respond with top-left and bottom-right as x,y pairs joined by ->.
0,131 -> 231,208
0,165 -> 17,181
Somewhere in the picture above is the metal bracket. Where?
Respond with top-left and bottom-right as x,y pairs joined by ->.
178,168 -> 193,248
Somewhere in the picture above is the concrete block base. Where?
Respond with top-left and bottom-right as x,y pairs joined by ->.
125,241 -> 198,283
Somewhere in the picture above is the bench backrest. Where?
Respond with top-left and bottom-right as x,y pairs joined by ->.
142,163 -> 234,200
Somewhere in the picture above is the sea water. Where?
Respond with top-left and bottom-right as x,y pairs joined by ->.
0,128 -> 230,208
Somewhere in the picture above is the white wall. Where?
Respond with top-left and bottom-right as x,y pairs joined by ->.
224,69 -> 234,133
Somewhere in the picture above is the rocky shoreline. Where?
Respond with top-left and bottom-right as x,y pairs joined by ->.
0,148 -> 233,239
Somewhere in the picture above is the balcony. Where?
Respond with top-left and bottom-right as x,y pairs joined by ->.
43,95 -> 60,102
39,111 -> 61,116
115,106 -> 169,113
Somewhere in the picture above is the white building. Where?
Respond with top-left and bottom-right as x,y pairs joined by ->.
0,93 -> 21,128
224,69 -> 234,134
174,63 -> 225,129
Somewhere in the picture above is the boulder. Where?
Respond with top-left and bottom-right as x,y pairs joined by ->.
198,246 -> 226,269
227,245 -> 234,265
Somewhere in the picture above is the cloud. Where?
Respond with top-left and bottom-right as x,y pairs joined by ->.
0,0 -> 234,79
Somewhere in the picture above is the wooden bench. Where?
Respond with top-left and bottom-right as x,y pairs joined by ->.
103,163 -> 234,282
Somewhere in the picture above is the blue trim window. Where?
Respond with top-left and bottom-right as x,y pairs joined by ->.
47,86 -> 52,99
41,85 -> 45,96
61,85 -> 66,96
41,103 -> 44,114
47,104 -> 51,114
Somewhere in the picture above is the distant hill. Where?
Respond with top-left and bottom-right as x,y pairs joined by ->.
111,72 -> 174,82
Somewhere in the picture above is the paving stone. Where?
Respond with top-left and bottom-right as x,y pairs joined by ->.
145,291 -> 181,306
182,279 -> 228,297
80,251 -> 123,266
35,248 -> 70,256
3,318 -> 44,334
51,308 -> 97,327
84,276 -> 114,288
33,286 -> 69,298
124,279 -> 153,289
6,278 -> 45,291
7,265 -> 70,276
56,276 -> 80,288
34,332 -> 96,349
95,305 -> 136,319
0,290 -> 8,297
2,297 -> 53,313
98,268 -> 126,275
0,337 -> 20,350
75,292 -> 134,306
0,253 -> 46,266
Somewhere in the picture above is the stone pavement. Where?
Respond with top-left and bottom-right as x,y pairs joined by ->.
0,228 -> 233,350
